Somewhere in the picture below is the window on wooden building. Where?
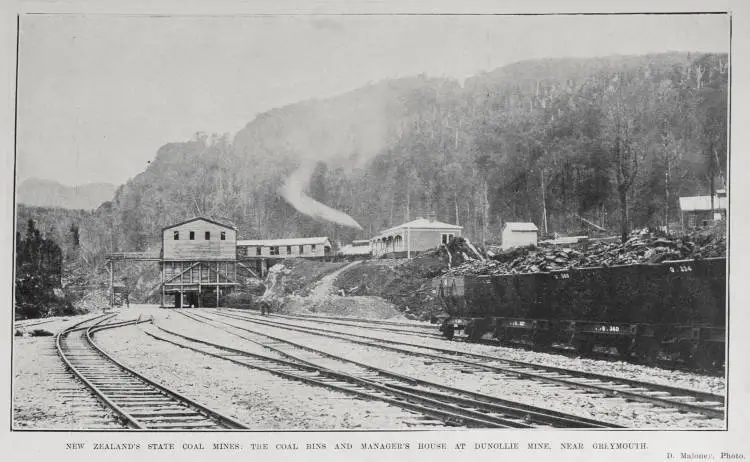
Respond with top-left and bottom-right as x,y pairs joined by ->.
189,231 -> 195,240
173,231 -> 179,240
286,246 -> 292,255
220,232 -> 226,241
205,231 -> 211,240
299,245 -> 304,254
441,233 -> 455,244
270,246 -> 279,256
311,244 -> 317,252
256,246 -> 262,256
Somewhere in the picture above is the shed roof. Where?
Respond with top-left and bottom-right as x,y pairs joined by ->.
679,196 -> 728,212
373,217 -> 463,239
162,216 -> 237,231
237,237 -> 331,247
503,222 -> 539,232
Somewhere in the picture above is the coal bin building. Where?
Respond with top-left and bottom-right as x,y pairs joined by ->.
161,217 -> 238,308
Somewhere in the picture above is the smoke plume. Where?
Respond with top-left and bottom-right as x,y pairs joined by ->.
280,163 -> 363,230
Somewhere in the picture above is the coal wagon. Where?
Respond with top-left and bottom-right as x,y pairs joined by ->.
434,257 -> 726,367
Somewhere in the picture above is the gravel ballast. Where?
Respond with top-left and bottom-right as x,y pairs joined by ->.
13,333 -> 125,429
92,315 -> 442,430
233,311 -> 725,396
13,304 -> 725,430
200,311 -> 723,429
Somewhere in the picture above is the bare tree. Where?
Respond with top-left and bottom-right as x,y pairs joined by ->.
604,74 -> 641,242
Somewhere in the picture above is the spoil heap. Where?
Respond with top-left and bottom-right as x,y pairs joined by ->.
329,237 -> 486,320
447,227 -> 726,276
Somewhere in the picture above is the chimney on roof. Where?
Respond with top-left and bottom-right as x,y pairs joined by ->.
426,212 -> 437,222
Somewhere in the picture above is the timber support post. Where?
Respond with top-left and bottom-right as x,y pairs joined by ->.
161,261 -> 165,308
108,260 -> 114,308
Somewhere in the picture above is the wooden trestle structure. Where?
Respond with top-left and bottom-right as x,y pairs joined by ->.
105,252 -> 160,308
106,217 -> 250,308
160,260 -> 237,308
105,252 -> 240,308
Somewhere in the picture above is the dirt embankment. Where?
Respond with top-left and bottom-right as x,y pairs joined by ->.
329,244 -> 468,320
260,261 -> 400,320
263,259 -> 351,297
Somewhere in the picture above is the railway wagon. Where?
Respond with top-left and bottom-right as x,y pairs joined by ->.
435,257 -> 726,367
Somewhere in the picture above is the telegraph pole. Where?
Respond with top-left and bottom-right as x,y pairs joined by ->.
541,169 -> 548,235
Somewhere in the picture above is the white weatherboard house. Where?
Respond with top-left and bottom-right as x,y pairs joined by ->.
678,189 -> 728,231
371,217 -> 463,258
502,222 -> 539,250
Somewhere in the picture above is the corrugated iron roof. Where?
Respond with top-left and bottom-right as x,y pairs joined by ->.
503,222 -> 539,232
237,237 -> 331,247
373,217 -> 463,239
679,196 -> 728,212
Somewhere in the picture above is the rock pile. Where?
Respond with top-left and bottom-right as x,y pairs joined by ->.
447,228 -> 726,276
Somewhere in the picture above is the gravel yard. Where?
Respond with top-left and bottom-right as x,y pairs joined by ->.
13,328 -> 125,429
201,311 -> 724,429
14,311 -> 107,337
237,311 -> 725,396
92,311 -> 441,430
12,304 -> 726,430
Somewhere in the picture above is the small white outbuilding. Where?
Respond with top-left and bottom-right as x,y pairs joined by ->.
501,222 -> 539,250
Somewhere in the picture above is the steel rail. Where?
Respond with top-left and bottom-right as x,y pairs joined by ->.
84,318 -> 248,430
56,313 -> 136,427
210,309 -> 725,420
256,311 -> 440,338
57,313 -> 247,430
221,307 -> 437,332
174,310 -> 616,428
143,323 -> 517,428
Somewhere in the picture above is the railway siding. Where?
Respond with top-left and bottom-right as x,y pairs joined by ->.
205,310 -> 723,429
92,315 -> 445,429
221,308 -> 723,396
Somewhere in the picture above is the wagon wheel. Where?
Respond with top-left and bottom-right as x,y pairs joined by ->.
468,326 -> 483,343
615,339 -> 633,359
443,324 -> 455,340
691,344 -> 723,370
575,339 -> 594,355
637,340 -> 661,365
532,333 -> 552,352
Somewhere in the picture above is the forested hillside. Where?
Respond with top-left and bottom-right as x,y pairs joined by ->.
16,52 -> 728,305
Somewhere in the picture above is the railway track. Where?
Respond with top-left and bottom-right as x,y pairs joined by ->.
22,313 -> 128,429
57,313 -> 247,430
266,312 -> 441,338
15,318 -> 57,329
260,309 -> 724,374
162,310 -> 617,429
208,309 -> 725,421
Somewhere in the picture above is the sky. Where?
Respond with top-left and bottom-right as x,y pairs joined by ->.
16,13 -> 729,186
